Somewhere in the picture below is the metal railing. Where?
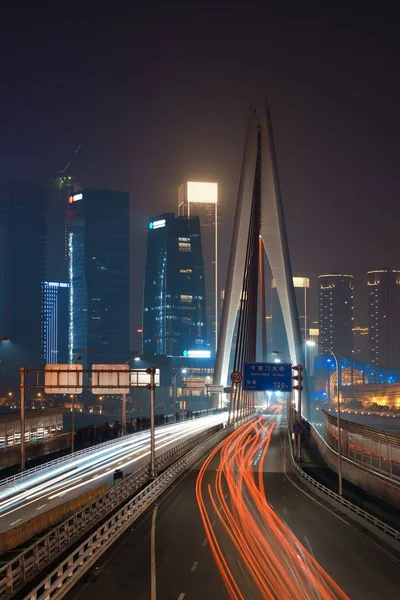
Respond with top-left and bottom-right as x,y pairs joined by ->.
18,417 -> 254,600
287,426 -> 400,543
0,424 -> 222,600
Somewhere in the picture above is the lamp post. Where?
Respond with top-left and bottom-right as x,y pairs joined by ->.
306,340 -> 343,496
71,349 -> 93,454
172,369 -> 187,421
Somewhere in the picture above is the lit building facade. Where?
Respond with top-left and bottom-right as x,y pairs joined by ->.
318,273 -> 354,358
68,189 -> 130,368
42,282 -> 69,364
306,327 -> 319,375
0,183 -> 46,394
143,213 -> 207,357
270,276 -> 310,359
178,182 -> 218,354
353,326 -> 369,363
368,269 -> 400,369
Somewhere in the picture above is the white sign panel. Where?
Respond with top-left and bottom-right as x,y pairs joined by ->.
187,182 -> 218,204
206,384 -> 225,393
91,364 -> 130,394
130,369 -> 160,387
45,364 -> 83,394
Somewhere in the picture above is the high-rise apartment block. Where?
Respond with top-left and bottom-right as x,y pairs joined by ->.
367,269 -> 400,369
352,326 -> 369,363
318,273 -> 354,358
178,182 -> 218,353
68,189 -> 130,368
0,183 -> 46,393
143,213 -> 207,357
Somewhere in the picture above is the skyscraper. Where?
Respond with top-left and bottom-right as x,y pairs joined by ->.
68,189 -> 130,368
367,269 -> 400,369
270,276 -> 310,358
0,183 -> 46,393
143,213 -> 207,357
42,282 -> 69,364
318,273 -> 354,358
353,325 -> 369,363
178,182 -> 218,353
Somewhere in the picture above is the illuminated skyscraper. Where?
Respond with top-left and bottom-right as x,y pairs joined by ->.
143,213 -> 207,357
68,189 -> 129,368
318,273 -> 354,358
178,182 -> 218,353
367,269 -> 400,369
42,282 -> 69,364
353,325 -> 369,363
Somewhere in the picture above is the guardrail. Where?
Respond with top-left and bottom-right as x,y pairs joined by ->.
0,413 -> 227,489
0,424 -> 222,600
288,426 -> 400,543
18,414 -> 253,600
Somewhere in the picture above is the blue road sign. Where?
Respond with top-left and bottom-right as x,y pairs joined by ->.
243,362 -> 292,392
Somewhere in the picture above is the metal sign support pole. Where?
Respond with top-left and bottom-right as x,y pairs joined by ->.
20,367 -> 26,472
122,393 -> 127,435
148,367 -> 157,478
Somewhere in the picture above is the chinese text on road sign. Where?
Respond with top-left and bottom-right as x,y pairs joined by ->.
243,362 -> 292,392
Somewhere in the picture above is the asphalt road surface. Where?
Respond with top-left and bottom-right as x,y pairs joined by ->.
65,415 -> 400,600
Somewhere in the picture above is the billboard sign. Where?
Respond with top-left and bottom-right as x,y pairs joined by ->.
91,364 -> 130,394
45,364 -> 83,394
243,363 -> 292,392
130,368 -> 160,387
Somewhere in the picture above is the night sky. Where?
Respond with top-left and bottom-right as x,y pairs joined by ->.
2,3 -> 400,342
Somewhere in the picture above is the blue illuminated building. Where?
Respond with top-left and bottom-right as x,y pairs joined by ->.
42,282 -> 69,364
143,213 -> 207,358
68,189 -> 130,368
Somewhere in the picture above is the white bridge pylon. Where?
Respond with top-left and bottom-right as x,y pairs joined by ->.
214,104 -> 307,417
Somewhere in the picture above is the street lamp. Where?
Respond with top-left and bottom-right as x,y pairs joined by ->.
173,369 -> 187,421
306,340 -> 343,496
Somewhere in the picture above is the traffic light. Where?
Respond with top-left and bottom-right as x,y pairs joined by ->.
292,364 -> 303,391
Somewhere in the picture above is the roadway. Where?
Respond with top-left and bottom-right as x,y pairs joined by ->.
0,414 -> 226,534
66,413 -> 400,600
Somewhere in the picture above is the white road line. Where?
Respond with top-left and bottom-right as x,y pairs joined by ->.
151,504 -> 158,600
177,594 -> 185,600
190,561 -> 199,572
36,504 -> 47,511
10,519 -> 22,526
202,538 -> 208,547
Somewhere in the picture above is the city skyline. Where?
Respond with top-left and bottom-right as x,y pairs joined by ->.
1,5 -> 400,340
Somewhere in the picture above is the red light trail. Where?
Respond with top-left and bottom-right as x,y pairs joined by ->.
196,416 -> 350,600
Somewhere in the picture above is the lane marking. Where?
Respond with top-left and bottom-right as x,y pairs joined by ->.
151,504 -> 158,600
202,537 -> 208,547
10,519 -> 22,526
190,561 -> 199,572
36,504 -> 47,511
177,594 -> 185,600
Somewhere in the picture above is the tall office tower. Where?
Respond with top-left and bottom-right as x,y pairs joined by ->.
68,189 -> 130,368
178,182 -> 218,354
143,213 -> 207,357
271,276 -> 310,358
45,174 -> 81,282
42,282 -> 70,364
367,269 -> 400,369
353,326 -> 369,363
306,327 -> 319,375
318,273 -> 354,358
0,183 -> 46,393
